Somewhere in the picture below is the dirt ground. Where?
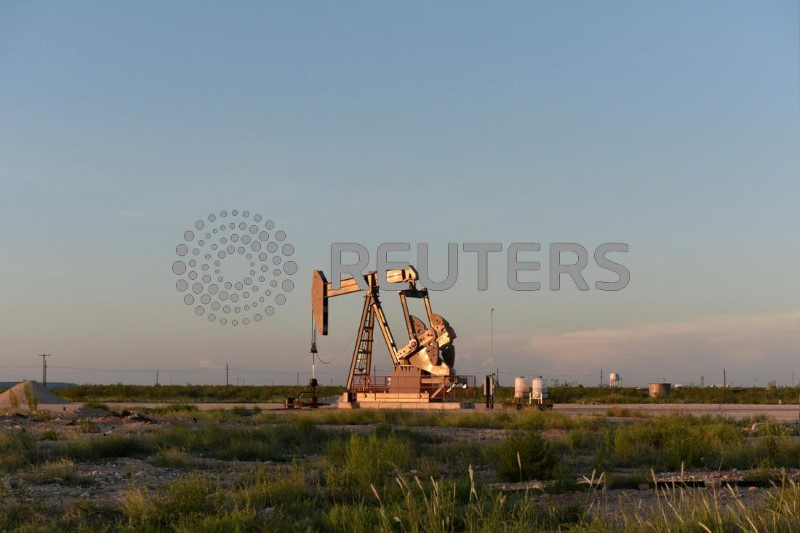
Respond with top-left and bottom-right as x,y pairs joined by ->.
2,406 -> 798,516
34,402 -> 800,422
553,403 -> 800,422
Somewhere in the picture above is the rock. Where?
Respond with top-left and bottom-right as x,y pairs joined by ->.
256,507 -> 275,519
126,411 -> 156,424
748,486 -> 758,494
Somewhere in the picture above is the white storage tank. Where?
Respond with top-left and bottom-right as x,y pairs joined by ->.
609,372 -> 620,388
514,376 -> 530,399
531,376 -> 548,399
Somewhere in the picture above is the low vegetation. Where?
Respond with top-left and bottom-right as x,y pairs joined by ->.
0,405 -> 798,530
53,383 -> 800,404
57,384 -> 345,403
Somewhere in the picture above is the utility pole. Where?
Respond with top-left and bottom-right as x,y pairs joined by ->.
38,354 -> 51,386
723,368 -> 727,388
156,370 -> 159,386
600,369 -> 603,388
700,375 -> 704,388
226,364 -> 229,387
490,308 -> 494,374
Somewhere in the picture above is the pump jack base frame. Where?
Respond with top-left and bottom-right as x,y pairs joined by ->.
338,367 -> 476,409
339,396 -> 474,409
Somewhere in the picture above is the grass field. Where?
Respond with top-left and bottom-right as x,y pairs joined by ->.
1,402 -> 799,531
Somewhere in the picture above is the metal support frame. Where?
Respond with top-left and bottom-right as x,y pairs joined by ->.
313,266 -> 458,397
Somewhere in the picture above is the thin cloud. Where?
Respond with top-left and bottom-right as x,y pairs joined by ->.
528,312 -> 799,356
521,312 -> 799,384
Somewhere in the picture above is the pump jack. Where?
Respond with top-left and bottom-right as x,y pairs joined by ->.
312,266 -> 466,406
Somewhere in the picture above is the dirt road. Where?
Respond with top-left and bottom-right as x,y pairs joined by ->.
36,401 -> 800,421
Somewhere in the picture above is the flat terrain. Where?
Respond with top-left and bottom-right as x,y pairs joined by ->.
38,401 -> 800,422
555,403 -> 800,422
3,402 -> 798,530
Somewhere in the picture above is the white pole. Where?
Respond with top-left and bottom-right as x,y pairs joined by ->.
490,308 -> 494,372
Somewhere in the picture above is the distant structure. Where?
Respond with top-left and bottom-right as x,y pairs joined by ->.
609,371 -> 620,388
0,380 -> 69,408
648,382 -> 672,398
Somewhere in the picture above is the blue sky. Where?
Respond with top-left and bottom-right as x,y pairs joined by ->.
1,1 -> 798,386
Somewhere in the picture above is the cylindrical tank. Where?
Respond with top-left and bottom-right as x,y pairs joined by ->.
531,376 -> 548,399
514,376 -> 530,399
609,372 -> 620,387
648,383 -> 671,398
